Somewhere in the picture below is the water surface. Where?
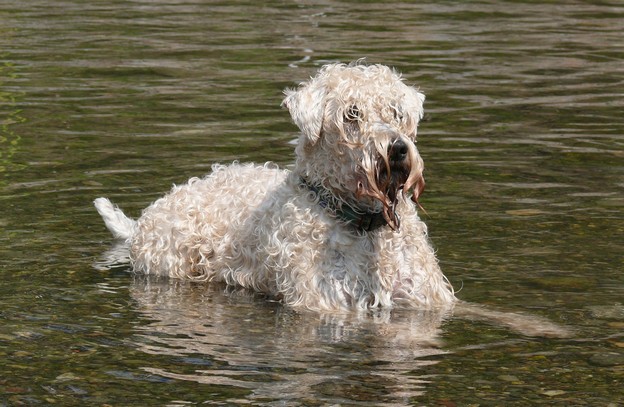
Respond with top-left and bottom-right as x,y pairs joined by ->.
1,1 -> 623,405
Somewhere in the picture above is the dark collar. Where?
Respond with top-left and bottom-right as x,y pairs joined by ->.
299,177 -> 388,232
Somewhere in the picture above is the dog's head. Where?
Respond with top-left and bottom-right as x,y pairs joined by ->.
282,62 -> 427,230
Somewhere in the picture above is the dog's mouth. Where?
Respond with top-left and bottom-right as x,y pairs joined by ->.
356,138 -> 425,230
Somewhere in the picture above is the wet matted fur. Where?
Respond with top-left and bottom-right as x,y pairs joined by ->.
95,62 -> 456,311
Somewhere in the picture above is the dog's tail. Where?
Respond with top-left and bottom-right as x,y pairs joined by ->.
94,197 -> 137,240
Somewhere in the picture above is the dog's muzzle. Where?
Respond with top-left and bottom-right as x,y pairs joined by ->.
389,138 -> 409,165
355,135 -> 425,231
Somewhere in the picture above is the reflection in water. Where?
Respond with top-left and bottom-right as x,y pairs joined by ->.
129,276 -> 450,404
102,237 -> 572,404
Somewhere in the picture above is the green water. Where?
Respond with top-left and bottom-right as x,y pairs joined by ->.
1,1 -> 622,405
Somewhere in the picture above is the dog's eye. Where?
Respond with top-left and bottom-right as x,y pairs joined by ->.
393,106 -> 404,122
344,105 -> 361,122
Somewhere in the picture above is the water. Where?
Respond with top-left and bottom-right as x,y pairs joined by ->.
1,0 -> 623,405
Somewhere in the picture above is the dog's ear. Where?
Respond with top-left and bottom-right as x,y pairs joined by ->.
405,87 -> 425,123
282,83 -> 326,145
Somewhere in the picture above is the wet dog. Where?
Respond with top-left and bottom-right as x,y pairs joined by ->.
95,62 -> 456,311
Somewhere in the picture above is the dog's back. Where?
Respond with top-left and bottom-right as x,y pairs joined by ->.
95,163 -> 288,281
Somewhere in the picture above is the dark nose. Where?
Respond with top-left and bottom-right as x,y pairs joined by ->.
389,139 -> 408,162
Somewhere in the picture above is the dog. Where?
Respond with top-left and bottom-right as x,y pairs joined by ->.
94,62 -> 456,311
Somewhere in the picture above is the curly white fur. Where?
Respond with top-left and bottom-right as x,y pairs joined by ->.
95,62 -> 456,312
